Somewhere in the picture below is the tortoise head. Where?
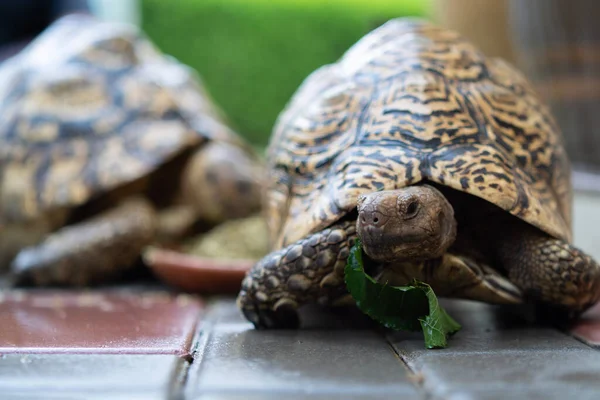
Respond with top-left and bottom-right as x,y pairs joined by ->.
181,141 -> 264,224
356,185 -> 457,263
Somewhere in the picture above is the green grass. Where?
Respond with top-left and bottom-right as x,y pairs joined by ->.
141,0 -> 429,145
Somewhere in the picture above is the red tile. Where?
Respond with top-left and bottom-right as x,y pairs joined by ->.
0,290 -> 203,355
570,302 -> 600,347
582,302 -> 600,319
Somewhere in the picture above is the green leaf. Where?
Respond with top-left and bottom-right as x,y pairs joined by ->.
416,282 -> 462,349
344,239 -> 461,348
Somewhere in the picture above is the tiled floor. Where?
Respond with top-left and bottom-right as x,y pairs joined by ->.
0,291 -> 599,400
189,298 -> 600,400
388,301 -> 600,400
186,301 -> 419,399
0,290 -> 201,399
0,354 -> 187,400
1,190 -> 600,399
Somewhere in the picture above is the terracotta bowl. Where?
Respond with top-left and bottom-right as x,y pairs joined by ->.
143,247 -> 254,294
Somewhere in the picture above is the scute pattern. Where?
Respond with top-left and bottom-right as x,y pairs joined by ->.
0,16 -> 241,223
267,19 -> 571,249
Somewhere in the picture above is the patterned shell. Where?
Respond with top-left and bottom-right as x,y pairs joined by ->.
0,15 -> 243,224
266,19 -> 572,249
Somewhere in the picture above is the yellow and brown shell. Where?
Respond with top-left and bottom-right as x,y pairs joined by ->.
0,15 -> 244,224
266,18 -> 572,250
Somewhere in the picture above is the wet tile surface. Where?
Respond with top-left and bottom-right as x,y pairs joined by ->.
191,393 -> 412,400
1,293 -> 599,399
0,354 -> 186,400
186,299 -> 420,399
389,301 -> 589,355
388,299 -> 600,400
0,290 -> 202,355
410,351 -> 600,400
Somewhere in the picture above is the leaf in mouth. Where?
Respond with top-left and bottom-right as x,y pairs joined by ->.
344,239 -> 461,349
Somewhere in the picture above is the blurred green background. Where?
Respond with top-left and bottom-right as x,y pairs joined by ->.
141,0 -> 429,146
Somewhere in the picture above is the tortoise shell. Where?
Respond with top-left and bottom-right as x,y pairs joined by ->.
0,15 -> 244,224
266,18 -> 571,250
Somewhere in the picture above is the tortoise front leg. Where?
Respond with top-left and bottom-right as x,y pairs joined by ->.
10,197 -> 156,287
497,225 -> 600,313
237,220 -> 356,328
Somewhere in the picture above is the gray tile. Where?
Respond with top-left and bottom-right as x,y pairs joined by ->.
387,299 -> 600,399
196,298 -> 600,400
0,354 -> 187,400
192,391 -> 415,400
1,392 -> 166,400
390,327 -> 587,357
388,299 -> 590,355
203,296 -> 249,326
411,349 -> 600,387
186,315 -> 419,398
205,297 -> 377,330
411,350 -> 600,399
440,385 -> 600,400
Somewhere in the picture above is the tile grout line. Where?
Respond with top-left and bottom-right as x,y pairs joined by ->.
167,356 -> 194,400
180,302 -> 218,400
169,302 -> 212,400
382,333 -> 433,400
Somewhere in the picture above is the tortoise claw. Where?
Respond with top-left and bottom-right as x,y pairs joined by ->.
238,291 -> 300,329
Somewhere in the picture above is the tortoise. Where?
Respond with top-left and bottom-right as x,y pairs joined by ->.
237,18 -> 600,328
0,15 -> 263,286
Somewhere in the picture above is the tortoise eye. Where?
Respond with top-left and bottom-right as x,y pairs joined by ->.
405,200 -> 419,218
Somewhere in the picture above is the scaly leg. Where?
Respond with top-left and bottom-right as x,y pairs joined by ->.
497,224 -> 600,313
10,197 -> 156,286
237,220 -> 356,328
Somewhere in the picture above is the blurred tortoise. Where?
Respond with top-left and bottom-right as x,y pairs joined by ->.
237,18 -> 600,328
0,16 -> 263,286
